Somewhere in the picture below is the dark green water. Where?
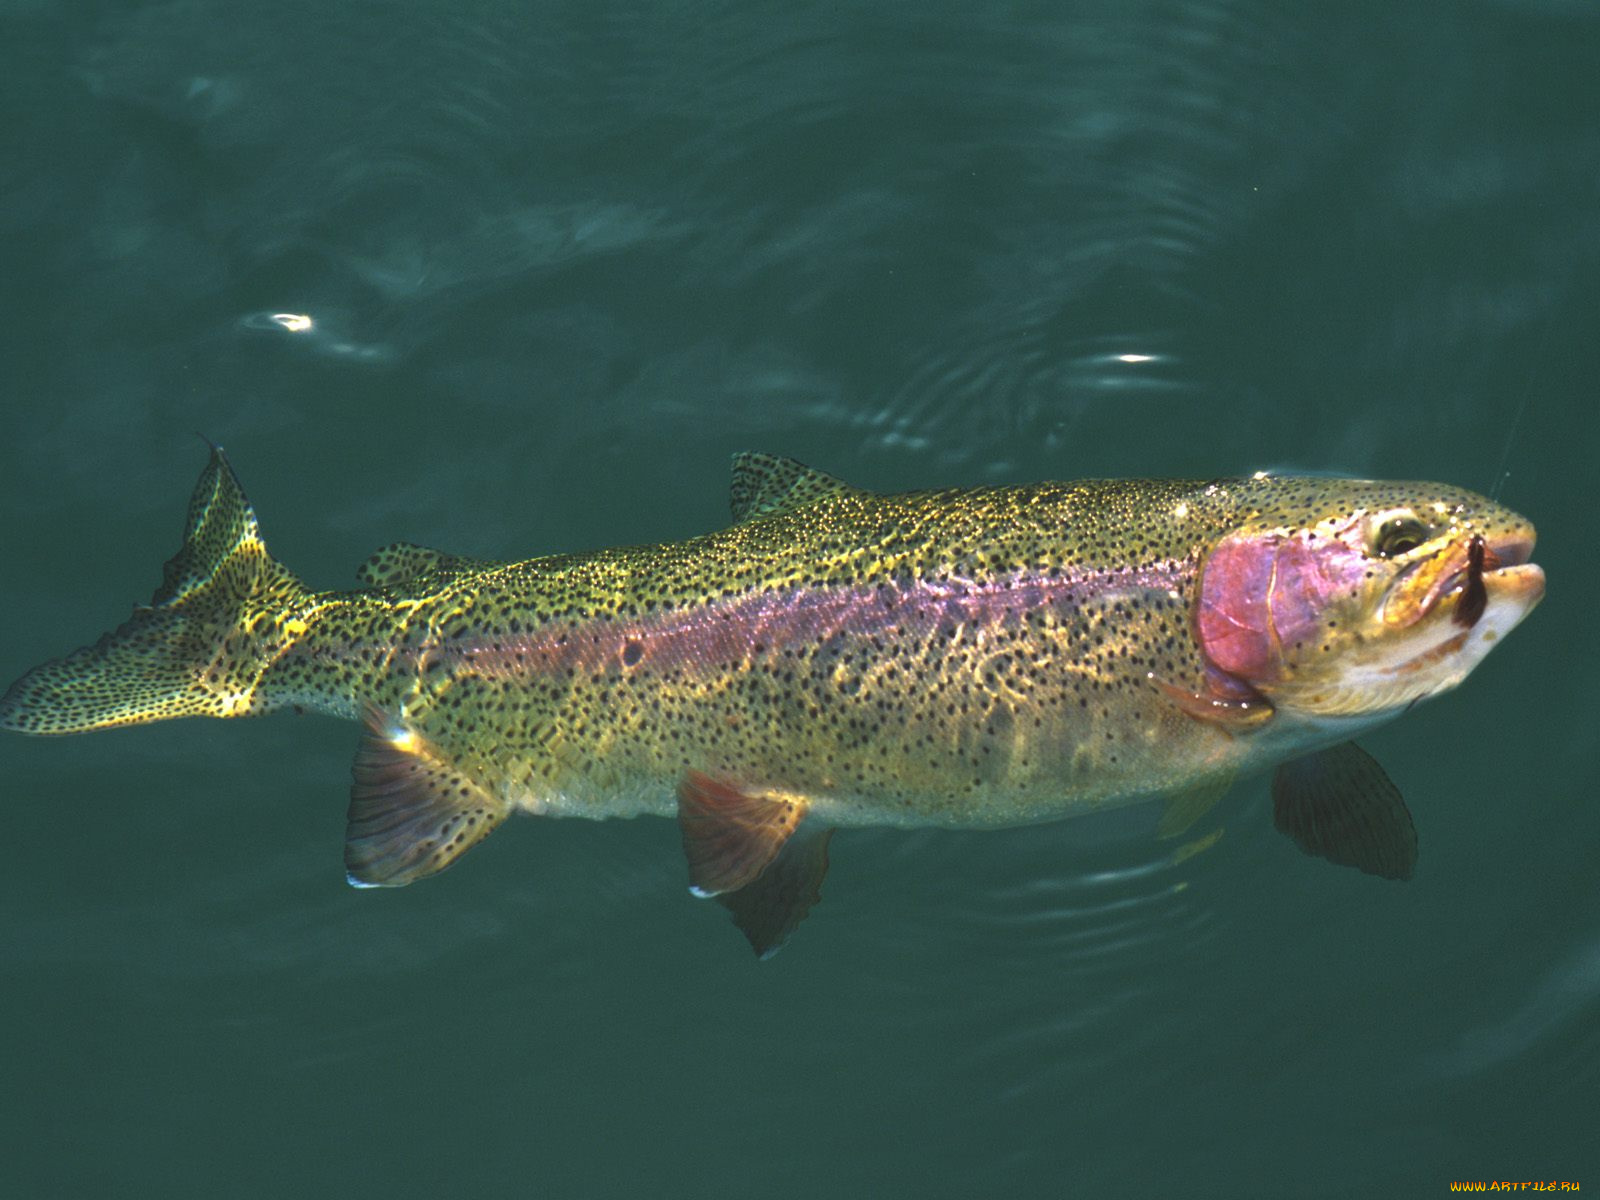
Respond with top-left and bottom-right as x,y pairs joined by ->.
3,2 -> 1597,1196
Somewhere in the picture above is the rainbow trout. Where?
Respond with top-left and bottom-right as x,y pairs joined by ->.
1,449 -> 1544,955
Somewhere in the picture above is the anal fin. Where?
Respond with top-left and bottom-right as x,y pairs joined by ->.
1272,741 -> 1417,881
345,706 -> 508,887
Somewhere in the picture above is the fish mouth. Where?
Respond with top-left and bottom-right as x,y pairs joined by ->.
1360,532 -> 1544,691
1444,536 -> 1544,629
1385,534 -> 1541,630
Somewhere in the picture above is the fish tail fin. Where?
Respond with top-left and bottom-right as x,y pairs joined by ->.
1,446 -> 314,734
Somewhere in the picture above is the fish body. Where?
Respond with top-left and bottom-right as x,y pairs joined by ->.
1,450 -> 1544,955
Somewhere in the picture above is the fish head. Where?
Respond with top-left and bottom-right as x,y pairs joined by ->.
1194,479 -> 1544,720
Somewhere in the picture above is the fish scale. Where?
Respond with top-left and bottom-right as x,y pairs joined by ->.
1,449 -> 1544,956
268,484 -> 1211,824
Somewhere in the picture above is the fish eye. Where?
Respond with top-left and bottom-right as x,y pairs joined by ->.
1370,512 -> 1430,558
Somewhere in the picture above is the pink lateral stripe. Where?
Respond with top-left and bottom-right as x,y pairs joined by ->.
433,562 -> 1190,679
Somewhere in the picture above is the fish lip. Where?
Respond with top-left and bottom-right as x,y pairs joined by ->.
1382,534 -> 1539,628
1486,537 -> 1534,570
1482,559 -> 1546,603
1377,536 -> 1543,676
1426,535 -> 1537,615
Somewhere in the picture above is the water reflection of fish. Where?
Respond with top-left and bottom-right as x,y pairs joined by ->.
1,449 -> 1544,956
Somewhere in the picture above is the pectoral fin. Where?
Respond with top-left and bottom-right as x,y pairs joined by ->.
1156,774 -> 1235,839
1149,669 -> 1274,731
1170,826 -> 1225,866
344,707 -> 508,887
1271,741 -> 1417,881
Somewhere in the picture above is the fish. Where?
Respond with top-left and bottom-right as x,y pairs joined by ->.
0,448 -> 1545,956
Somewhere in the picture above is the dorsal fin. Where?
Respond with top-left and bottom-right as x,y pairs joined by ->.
356,542 -> 503,590
728,453 -> 861,522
